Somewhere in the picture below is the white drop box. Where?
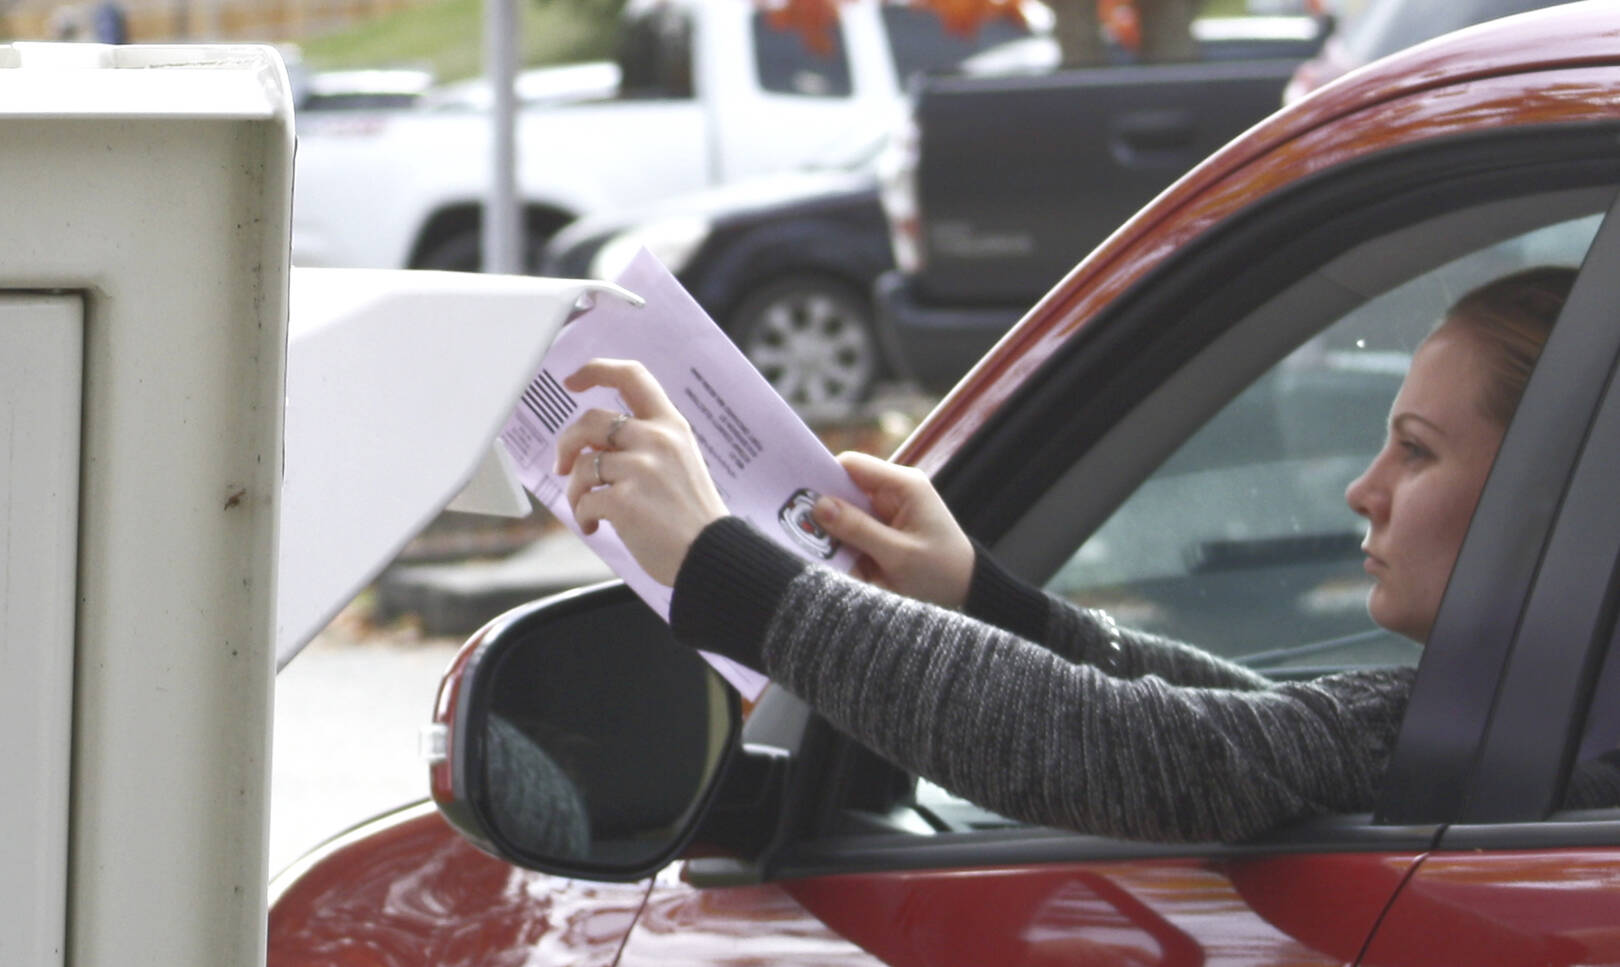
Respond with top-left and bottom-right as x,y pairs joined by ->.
0,43 -> 294,967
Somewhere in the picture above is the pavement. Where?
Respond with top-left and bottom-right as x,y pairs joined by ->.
270,631 -> 457,874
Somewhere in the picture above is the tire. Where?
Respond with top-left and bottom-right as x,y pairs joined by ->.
416,229 -> 481,272
731,275 -> 881,413
416,228 -> 547,274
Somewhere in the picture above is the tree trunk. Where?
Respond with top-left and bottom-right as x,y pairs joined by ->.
1139,0 -> 1198,62
1049,0 -> 1104,67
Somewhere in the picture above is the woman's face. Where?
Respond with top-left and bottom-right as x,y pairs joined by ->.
1345,323 -> 1508,643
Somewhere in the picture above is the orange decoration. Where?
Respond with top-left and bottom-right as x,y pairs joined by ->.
764,0 -> 1026,49
1099,0 -> 1141,53
765,0 -> 844,56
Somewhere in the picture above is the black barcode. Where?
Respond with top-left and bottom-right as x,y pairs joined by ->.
520,369 -> 577,435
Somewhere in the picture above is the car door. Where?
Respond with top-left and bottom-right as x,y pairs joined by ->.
615,109 -> 1620,965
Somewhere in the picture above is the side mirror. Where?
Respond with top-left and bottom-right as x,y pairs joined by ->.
429,582 -> 741,881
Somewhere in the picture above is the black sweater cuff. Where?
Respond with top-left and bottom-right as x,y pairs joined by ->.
962,539 -> 1050,644
670,516 -> 810,669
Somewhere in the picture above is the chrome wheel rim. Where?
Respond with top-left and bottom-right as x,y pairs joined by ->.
743,288 -> 875,411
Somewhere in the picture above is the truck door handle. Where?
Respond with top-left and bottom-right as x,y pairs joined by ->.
1109,110 -> 1197,167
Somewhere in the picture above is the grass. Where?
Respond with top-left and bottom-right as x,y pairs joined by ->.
298,0 -> 617,80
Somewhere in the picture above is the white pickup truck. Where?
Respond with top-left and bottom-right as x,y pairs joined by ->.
290,0 -> 1041,272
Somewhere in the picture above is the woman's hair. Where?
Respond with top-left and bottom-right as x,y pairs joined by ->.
1440,265 -> 1577,426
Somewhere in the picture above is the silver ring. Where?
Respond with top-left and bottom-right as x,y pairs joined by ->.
606,412 -> 630,450
594,450 -> 606,487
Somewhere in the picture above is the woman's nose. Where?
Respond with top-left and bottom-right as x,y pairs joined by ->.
1346,460 -> 1384,522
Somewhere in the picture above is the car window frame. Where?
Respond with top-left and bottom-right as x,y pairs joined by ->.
758,127 -> 1620,875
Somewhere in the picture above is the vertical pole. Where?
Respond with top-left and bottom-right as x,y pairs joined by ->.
483,0 -> 521,274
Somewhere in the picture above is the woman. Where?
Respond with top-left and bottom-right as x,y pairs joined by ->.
554,266 -> 1615,842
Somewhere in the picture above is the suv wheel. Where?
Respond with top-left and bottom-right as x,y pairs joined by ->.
733,275 -> 881,413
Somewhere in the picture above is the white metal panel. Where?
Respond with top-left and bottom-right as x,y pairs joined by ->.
277,268 -> 640,665
0,43 -> 292,967
0,294 -> 82,967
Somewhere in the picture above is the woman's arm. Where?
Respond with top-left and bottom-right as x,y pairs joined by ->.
813,453 -> 1268,692
673,519 -> 1413,843
963,544 -> 1271,692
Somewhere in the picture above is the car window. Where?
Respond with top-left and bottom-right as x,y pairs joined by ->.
1044,214 -> 1602,672
617,2 -> 695,99
880,5 -> 1034,81
753,12 -> 854,97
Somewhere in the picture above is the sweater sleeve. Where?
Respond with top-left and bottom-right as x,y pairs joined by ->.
672,519 -> 1414,842
669,517 -> 808,671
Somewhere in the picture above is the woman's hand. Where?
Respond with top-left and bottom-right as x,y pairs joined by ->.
554,359 -> 728,586
812,451 -> 974,609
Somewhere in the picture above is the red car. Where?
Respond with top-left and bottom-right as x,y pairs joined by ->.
270,4 -> 1620,963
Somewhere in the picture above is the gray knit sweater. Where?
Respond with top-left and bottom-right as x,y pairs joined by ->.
668,518 -> 1612,842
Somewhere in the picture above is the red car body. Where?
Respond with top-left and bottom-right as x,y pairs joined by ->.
270,5 -> 1620,964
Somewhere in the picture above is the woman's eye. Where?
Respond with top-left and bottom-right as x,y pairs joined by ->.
1399,440 -> 1430,462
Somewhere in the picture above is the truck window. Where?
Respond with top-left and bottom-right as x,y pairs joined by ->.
879,5 -> 1033,80
617,2 -> 695,99
752,11 -> 853,97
